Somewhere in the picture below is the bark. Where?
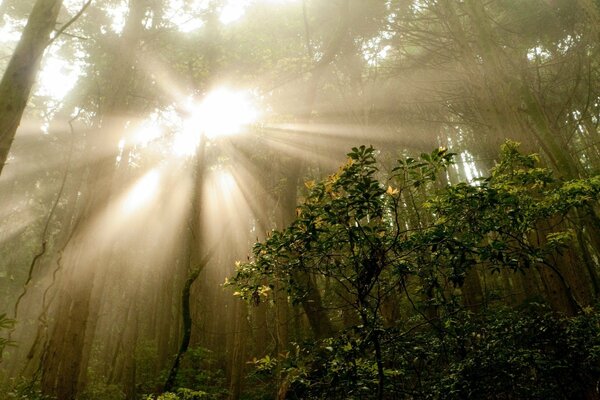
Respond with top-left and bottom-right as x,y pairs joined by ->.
293,270 -> 334,339
253,304 -> 269,355
274,284 -> 288,354
156,268 -> 176,374
461,266 -> 484,311
0,0 -> 62,175
227,300 -> 248,400
163,268 -> 201,392
164,150 -> 213,392
40,257 -> 94,400
530,217 -> 594,315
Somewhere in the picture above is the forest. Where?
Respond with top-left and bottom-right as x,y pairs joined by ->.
0,0 -> 599,399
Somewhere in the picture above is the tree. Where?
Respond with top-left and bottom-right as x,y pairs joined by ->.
231,143 -> 600,398
0,0 -> 62,175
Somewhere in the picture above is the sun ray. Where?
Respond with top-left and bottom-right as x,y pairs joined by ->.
120,169 -> 161,214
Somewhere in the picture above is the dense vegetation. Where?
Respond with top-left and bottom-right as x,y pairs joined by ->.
230,143 -> 600,399
0,0 -> 599,399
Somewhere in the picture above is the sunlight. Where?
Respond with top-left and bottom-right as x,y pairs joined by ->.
36,51 -> 84,101
134,124 -> 162,146
173,88 -> 258,156
216,169 -> 236,192
0,15 -> 25,43
131,117 -> 163,146
64,0 -> 89,14
201,166 -> 257,256
165,0 -> 207,32
220,0 -> 299,24
121,169 -> 161,213
362,35 -> 393,67
105,1 -> 128,34
164,0 -> 299,29
198,88 -> 258,139
220,0 -> 251,24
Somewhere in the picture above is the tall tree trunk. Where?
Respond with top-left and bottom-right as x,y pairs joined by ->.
227,299 -> 248,400
40,249 -> 95,400
0,0 -> 62,175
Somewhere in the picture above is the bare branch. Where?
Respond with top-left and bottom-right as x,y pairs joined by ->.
48,0 -> 93,46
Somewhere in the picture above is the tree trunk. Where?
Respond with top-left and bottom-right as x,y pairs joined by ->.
40,255 -> 94,400
0,0 -> 62,175
227,299 -> 248,400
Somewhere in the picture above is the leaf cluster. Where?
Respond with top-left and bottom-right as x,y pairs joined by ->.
280,305 -> 600,399
229,141 -> 600,398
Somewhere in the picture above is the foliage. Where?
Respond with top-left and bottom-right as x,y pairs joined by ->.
0,379 -> 50,400
230,142 -> 600,399
145,388 -> 211,400
0,313 -> 14,359
78,381 -> 125,400
231,145 -> 454,321
160,346 -> 227,400
231,142 -> 600,314
274,305 -> 600,399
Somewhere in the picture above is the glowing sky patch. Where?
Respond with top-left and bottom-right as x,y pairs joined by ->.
172,88 -> 259,156
0,15 -> 25,43
165,0 -> 208,32
36,48 -> 85,101
64,0 -> 89,15
219,0 -> 251,24
164,0 -> 299,30
195,88 -> 258,139
105,0 -> 128,34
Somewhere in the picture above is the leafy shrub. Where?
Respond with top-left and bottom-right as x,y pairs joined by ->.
145,388 -> 211,400
0,313 -> 15,359
231,143 -> 600,399
260,305 -> 600,399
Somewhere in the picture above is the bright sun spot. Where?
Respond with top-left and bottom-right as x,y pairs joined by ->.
131,114 -> 163,146
172,88 -> 258,156
216,170 -> 236,192
105,1 -> 128,34
198,88 -> 258,139
219,0 -> 251,24
122,169 -> 161,213
64,0 -> 88,15
37,51 -> 84,101
0,15 -> 25,43
164,0 -> 298,30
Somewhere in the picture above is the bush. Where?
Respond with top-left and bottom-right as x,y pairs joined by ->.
268,306 -> 600,399
231,143 -> 600,399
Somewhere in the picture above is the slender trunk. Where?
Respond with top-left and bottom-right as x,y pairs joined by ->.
462,266 -> 484,311
164,267 -> 201,392
40,258 -> 95,400
0,0 -> 62,175
373,331 -> 384,400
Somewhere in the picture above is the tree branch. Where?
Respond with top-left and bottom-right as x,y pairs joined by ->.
47,0 -> 93,47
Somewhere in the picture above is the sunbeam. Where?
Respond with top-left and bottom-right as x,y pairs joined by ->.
121,169 -> 161,214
